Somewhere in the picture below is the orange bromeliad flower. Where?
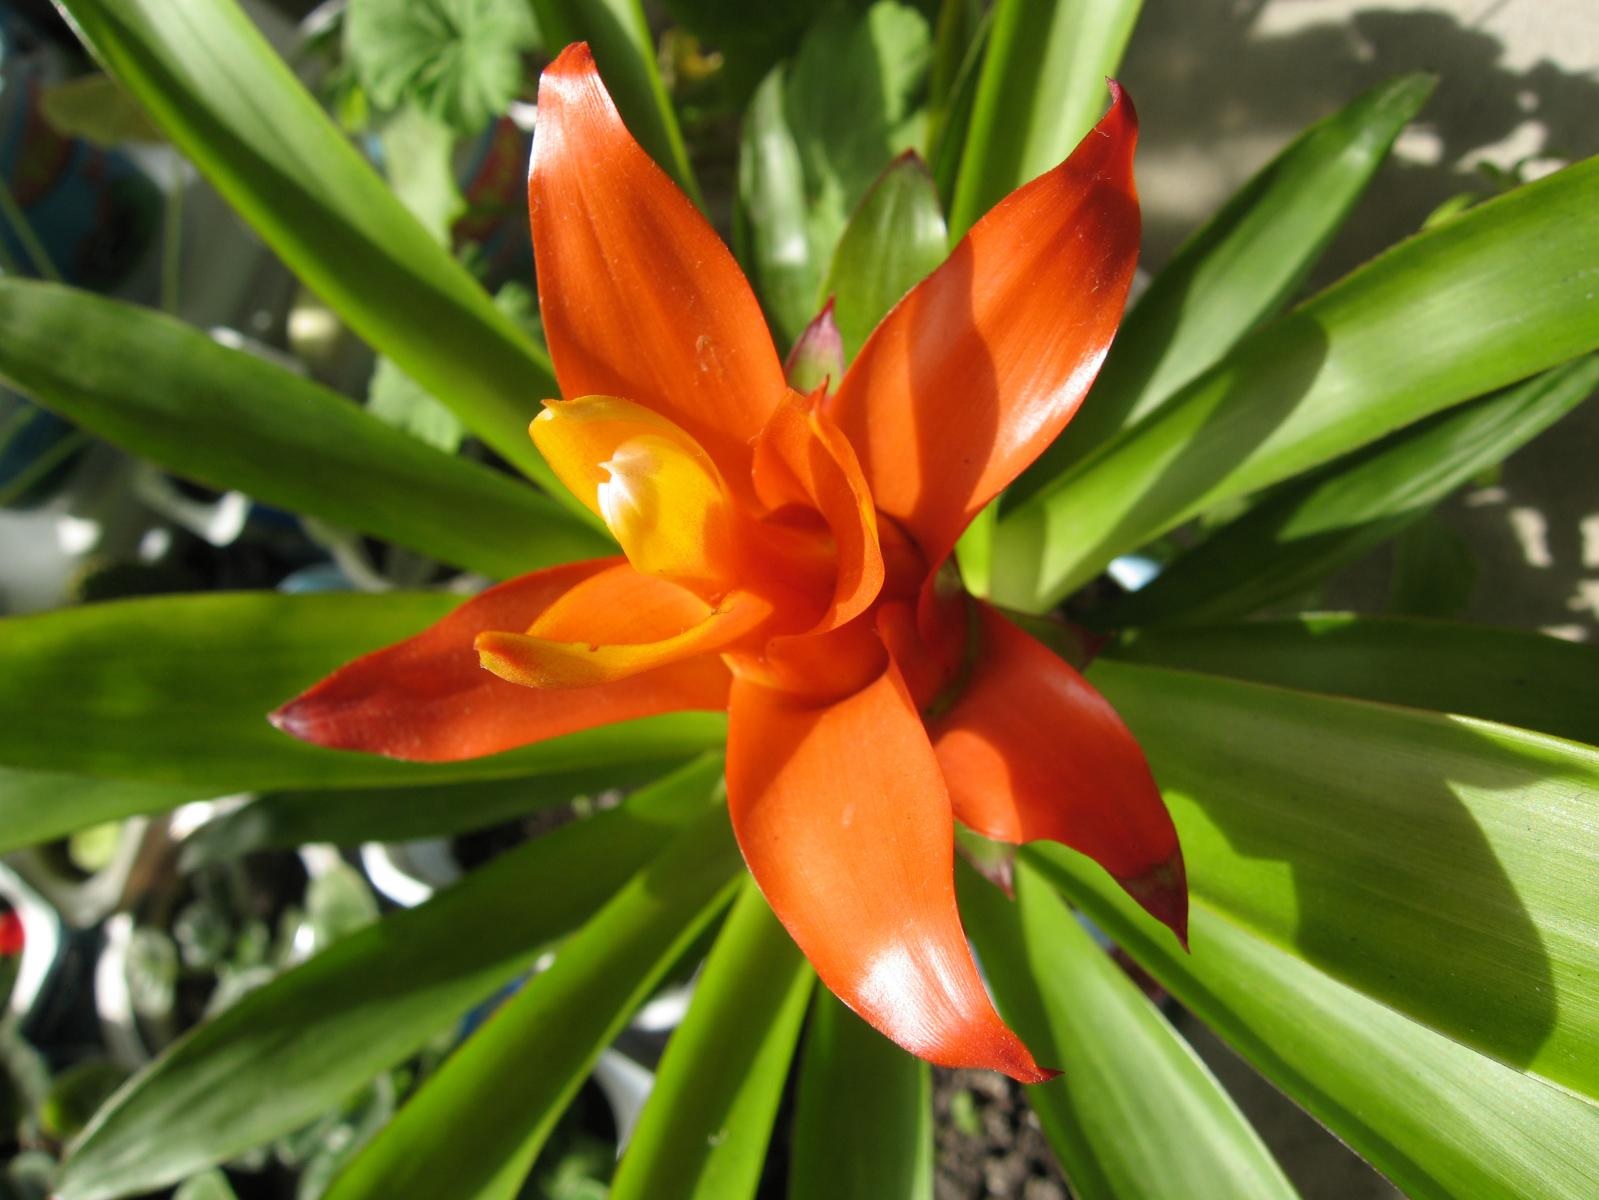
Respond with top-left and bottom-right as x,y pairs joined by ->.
273,44 -> 1185,1083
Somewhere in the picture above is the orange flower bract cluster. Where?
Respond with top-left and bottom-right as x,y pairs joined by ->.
272,43 -> 1186,1081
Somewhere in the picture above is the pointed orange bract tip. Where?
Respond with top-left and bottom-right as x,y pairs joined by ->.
1118,850 -> 1191,951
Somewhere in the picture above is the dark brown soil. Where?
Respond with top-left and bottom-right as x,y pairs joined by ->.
933,1068 -> 1071,1199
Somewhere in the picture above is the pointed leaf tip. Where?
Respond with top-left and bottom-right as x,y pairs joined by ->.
1119,851 -> 1191,951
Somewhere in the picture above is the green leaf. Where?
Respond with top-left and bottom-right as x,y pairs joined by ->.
949,0 -> 1142,238
655,0 -> 813,104
533,0 -> 702,206
1095,355 -> 1599,627
961,861 -> 1298,1200
345,0 -> 537,135
39,74 -> 165,146
995,154 -> 1599,609
610,880 -> 812,1200
789,989 -> 933,1200
0,768 -> 209,855
821,153 -> 948,361
365,355 -> 467,455
1088,657 -> 1599,1103
181,762 -> 687,865
1387,513 -> 1476,617
171,1171 -> 238,1200
0,592 -> 726,790
927,4 -> 990,207
1108,614 -> 1599,747
1032,842 -> 1599,1200
58,758 -> 724,1200
56,0 -> 582,504
0,281 -> 607,579
321,805 -> 743,1200
737,2 -> 932,345
380,105 -> 466,244
1024,73 -> 1436,484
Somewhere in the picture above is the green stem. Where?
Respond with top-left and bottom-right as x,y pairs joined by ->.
0,174 -> 62,282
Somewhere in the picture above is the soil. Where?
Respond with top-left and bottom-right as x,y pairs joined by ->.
932,1068 -> 1071,1199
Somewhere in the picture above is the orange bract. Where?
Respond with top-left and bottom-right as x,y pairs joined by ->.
271,43 -> 1184,1082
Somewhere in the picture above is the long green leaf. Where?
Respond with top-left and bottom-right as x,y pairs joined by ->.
1098,356 -> 1599,626
181,763 -> 687,865
821,152 -> 948,361
0,281 -> 609,579
0,592 -> 726,790
57,757 -> 724,1200
949,0 -> 1143,238
961,860 -> 1298,1200
531,0 -> 701,205
1023,73 -> 1435,485
610,880 -> 812,1200
55,0 -> 581,505
322,804 -> 743,1200
1089,657 -> 1599,1102
1032,843 -> 1599,1200
995,155 -> 1599,609
789,989 -> 933,1200
1110,614 -> 1599,747
0,768 -> 209,854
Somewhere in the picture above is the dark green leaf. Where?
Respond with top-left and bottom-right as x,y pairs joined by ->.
56,0 -> 582,502
0,281 -> 607,579
1095,355 -> 1599,626
321,804 -> 743,1200
961,861 -> 1298,1200
1089,657 -> 1599,1103
949,0 -> 1142,237
996,155 -> 1599,608
0,592 -> 726,790
58,758 -> 724,1200
533,0 -> 702,205
610,880 -> 812,1199
822,153 -> 948,360
181,762 -> 686,865
345,0 -> 537,135
0,768 -> 208,854
927,5 -> 990,207
1033,841 -> 1599,1200
1387,513 -> 1476,617
789,989 -> 933,1200
1108,613 -> 1599,747
1026,73 -> 1436,483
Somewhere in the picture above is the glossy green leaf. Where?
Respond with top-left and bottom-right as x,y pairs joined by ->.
1097,355 -> 1599,626
58,758 -> 724,1200
0,281 -> 608,579
927,4 -> 991,207
345,0 -> 537,135
1089,657 -> 1599,1102
789,989 -> 933,1200
322,805 -> 743,1200
1026,73 -> 1436,484
1109,614 -> 1599,747
611,880 -> 812,1200
1032,842 -> 1599,1200
0,768 -> 208,855
821,153 -> 948,360
532,0 -> 702,205
0,592 -> 726,790
961,860 -> 1298,1200
736,2 -> 931,346
181,762 -> 687,865
996,155 -> 1599,608
55,0 -> 581,504
949,0 -> 1142,238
